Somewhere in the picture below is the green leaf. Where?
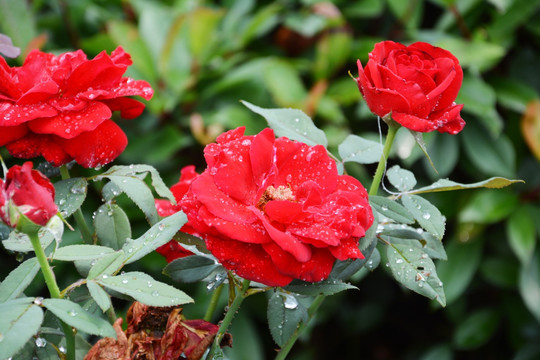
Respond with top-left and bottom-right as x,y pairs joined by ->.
454,308 -> 500,350
386,244 -> 446,306
263,59 -> 307,107
507,207 -> 537,265
408,130 -> 437,173
98,271 -> 193,306
386,165 -> 417,192
408,177 -> 524,195
267,292 -> 307,347
101,182 -> 123,202
87,280 -> 112,313
519,249 -> 540,322
0,0 -> 37,53
241,101 -> 328,147
424,133 -> 459,179
122,211 -> 187,264
314,32 -> 352,80
330,234 -> 378,280
490,76 -> 538,113
87,251 -> 125,280
0,298 -> 43,359
0,257 -> 40,303
380,225 -> 447,260
284,280 -> 357,296
42,298 -> 115,338
459,189 -> 519,224
54,178 -> 87,218
163,255 -> 221,283
53,245 -> 115,261
100,164 -> 175,203
338,134 -> 383,164
94,203 -> 131,250
2,227 -> 54,253
369,196 -> 415,224
106,176 -> 159,225
401,195 -> 445,240
436,238 -> 483,306
462,122 -> 515,178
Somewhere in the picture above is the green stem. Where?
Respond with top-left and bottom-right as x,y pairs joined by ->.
275,294 -> 325,360
59,165 -> 93,244
369,122 -> 399,196
29,232 -> 75,360
204,283 -> 224,322
207,279 -> 250,359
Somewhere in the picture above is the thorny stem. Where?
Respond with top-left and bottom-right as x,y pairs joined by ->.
275,294 -> 326,360
207,279 -> 251,359
204,283 -> 224,322
59,165 -> 93,244
369,122 -> 399,196
29,232 -> 75,360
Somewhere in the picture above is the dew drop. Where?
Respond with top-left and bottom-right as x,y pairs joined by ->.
147,281 -> 153,288
59,199 -> 66,205
151,291 -> 159,297
121,279 -> 129,284
158,223 -> 165,231
33,297 -> 44,306
395,259 -> 404,264
381,206 -> 388,211
422,212 -> 431,220
68,309 -> 78,316
59,346 -> 66,354
283,295 -> 298,310
35,337 -> 47,348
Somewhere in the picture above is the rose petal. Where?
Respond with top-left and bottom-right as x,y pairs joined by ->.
329,237 -> 364,261
206,235 -> 293,286
59,120 -> 127,168
250,128 -> 275,188
250,206 -> 311,262
6,133 -> 72,166
391,112 -> 439,133
200,206 -> 270,244
263,242 -> 335,283
0,102 -> 58,126
357,60 -> 411,118
101,97 -> 146,119
275,142 -> 338,196
190,172 -> 257,224
28,101 -> 112,139
264,200 -> 305,224
433,104 -> 466,135
0,124 -> 28,146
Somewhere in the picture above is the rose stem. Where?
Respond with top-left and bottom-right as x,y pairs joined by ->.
207,279 -> 251,358
29,232 -> 75,360
203,283 -> 224,322
274,294 -> 325,360
368,121 -> 399,196
59,165 -> 93,244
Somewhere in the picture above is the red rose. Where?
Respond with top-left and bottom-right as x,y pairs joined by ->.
0,161 -> 57,227
180,127 -> 374,287
0,47 -> 153,168
356,41 -> 465,134
155,166 -> 198,262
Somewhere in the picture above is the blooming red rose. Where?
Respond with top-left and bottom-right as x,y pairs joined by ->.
356,41 -> 465,134
0,47 -> 153,168
155,166 -> 198,262
0,161 -> 57,227
180,127 -> 374,287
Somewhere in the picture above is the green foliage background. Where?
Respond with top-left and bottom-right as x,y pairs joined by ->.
1,0 -> 540,359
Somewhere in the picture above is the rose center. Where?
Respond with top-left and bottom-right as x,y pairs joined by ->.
256,185 -> 295,210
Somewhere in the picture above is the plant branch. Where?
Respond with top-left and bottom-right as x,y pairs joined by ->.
29,232 -> 75,360
369,122 -> 399,196
204,283 -> 224,322
207,279 -> 251,358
